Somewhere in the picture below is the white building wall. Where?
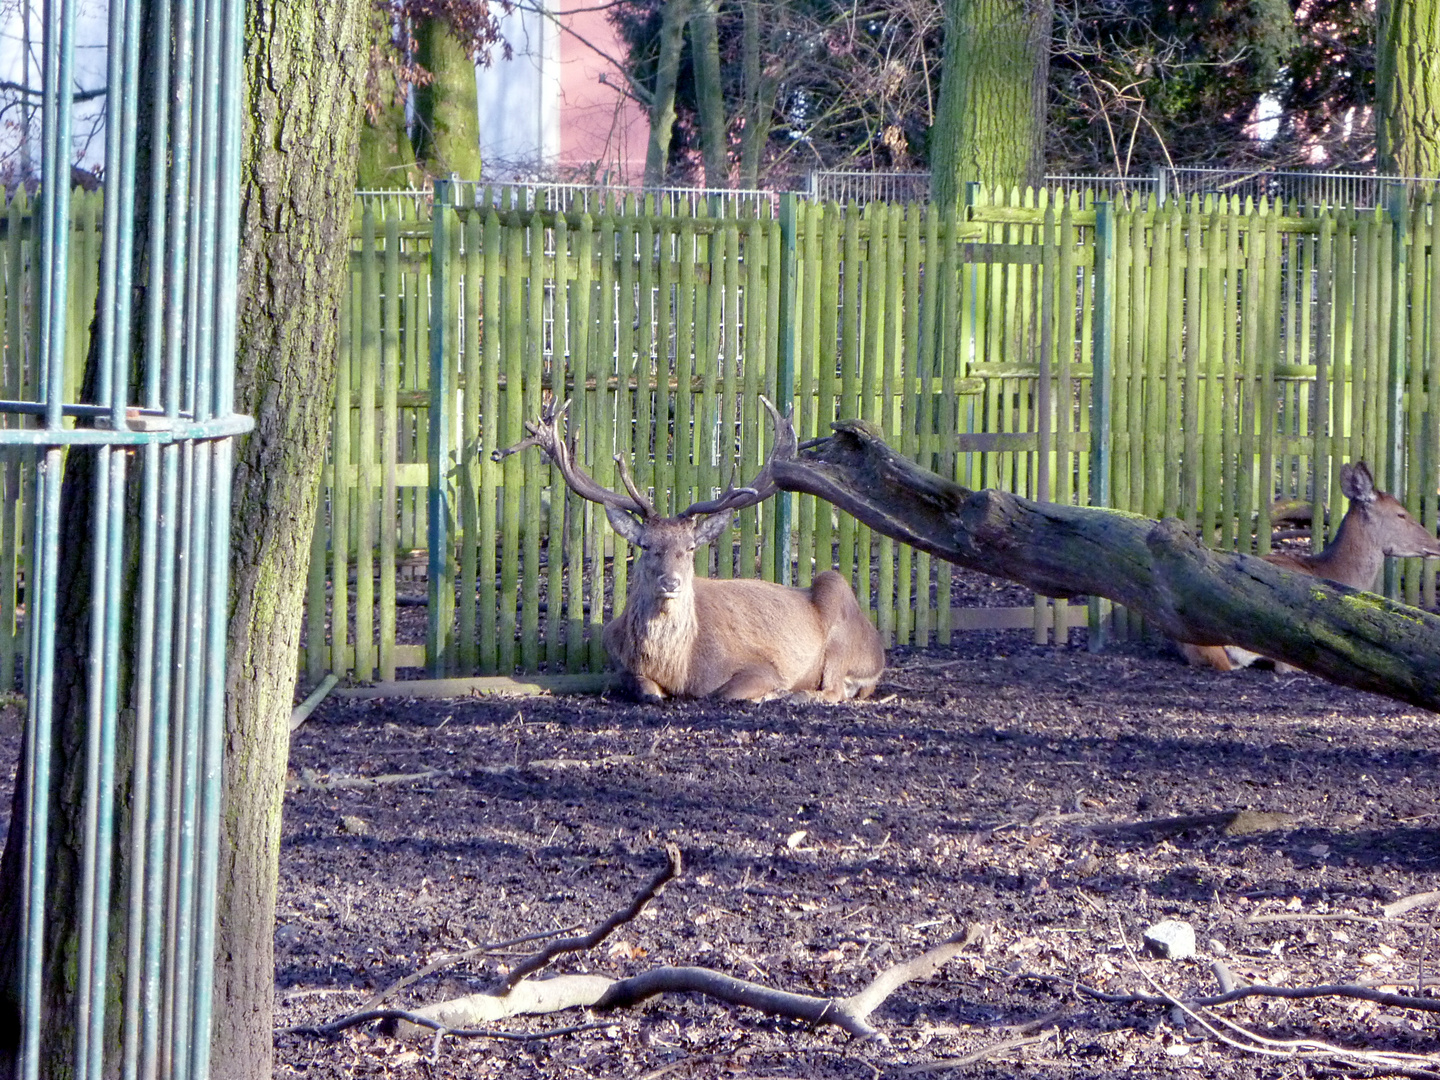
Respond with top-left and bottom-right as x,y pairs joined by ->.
476,1 -> 561,176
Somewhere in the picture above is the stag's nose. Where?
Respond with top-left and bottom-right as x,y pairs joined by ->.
658,572 -> 683,597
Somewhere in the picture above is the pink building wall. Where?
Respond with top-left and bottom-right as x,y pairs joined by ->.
556,1 -> 649,183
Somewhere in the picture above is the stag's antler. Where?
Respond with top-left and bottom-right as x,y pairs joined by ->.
491,397 -> 652,519
679,397 -> 797,518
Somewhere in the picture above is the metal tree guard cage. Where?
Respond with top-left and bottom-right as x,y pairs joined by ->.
8,0 -> 251,1074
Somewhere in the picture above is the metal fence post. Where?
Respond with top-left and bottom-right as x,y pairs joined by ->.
1088,199 -> 1115,652
427,178 -> 455,675
774,192 -> 798,585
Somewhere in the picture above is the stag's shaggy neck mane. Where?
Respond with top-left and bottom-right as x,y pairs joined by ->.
615,585 -> 699,694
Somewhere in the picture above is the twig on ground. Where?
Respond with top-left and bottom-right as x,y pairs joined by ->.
1245,911 -> 1435,931
396,923 -> 984,1042
282,1008 -> 609,1042
589,924 -> 985,1043
296,851 -> 980,1049
1384,891 -> 1440,920
897,1031 -> 1053,1074
1019,971 -> 1440,1014
635,1050 -> 740,1080
502,841 -> 683,989
360,925 -> 584,1012
290,767 -> 451,792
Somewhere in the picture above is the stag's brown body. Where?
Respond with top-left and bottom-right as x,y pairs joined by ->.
497,398 -> 885,703
604,539 -> 884,702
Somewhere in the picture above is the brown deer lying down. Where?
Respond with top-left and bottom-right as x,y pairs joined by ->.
496,398 -> 885,703
1182,461 -> 1440,671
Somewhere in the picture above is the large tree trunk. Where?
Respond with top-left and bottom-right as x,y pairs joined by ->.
213,1 -> 369,1076
931,0 -> 1053,205
737,0 -> 782,188
1377,0 -> 1440,177
413,16 -> 483,179
774,420 -> 1440,713
644,0 -> 692,187
690,0 -> 730,188
358,6 -> 420,189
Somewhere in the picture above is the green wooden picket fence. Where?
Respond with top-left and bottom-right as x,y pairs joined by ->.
308,182 -> 1440,681
2,184 -> 1439,686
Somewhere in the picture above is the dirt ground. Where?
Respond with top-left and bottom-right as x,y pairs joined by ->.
273,622 -> 1440,1079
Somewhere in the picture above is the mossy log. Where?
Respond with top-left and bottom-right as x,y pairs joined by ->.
774,420 -> 1440,713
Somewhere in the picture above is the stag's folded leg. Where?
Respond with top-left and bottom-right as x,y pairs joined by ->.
615,670 -> 668,703
1179,642 -> 1266,672
711,663 -> 788,702
1179,643 -> 1236,671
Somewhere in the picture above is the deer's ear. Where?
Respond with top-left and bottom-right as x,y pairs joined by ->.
1341,461 -> 1376,504
691,511 -> 735,547
605,505 -> 647,545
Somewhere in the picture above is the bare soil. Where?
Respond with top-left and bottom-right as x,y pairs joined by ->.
273,622 -> 1440,1079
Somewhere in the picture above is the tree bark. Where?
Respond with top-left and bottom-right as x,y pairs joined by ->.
1377,0 -> 1440,177
358,6 -> 419,189
644,0 -> 692,187
690,0 -> 730,188
775,420 -> 1440,713
212,1 -> 369,1077
737,0 -> 782,187
931,0 -> 1053,205
413,16 -> 483,179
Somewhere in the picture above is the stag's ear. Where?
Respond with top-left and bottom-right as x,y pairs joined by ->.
691,511 -> 735,547
605,504 -> 647,545
1340,462 -> 1376,505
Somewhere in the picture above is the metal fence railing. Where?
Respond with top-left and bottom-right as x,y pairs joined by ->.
807,167 -> 1440,210
1161,167 -> 1440,210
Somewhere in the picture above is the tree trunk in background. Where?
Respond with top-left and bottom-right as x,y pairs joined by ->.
737,0 -> 782,188
644,0 -> 691,186
211,0 -> 368,1076
931,0 -> 1053,206
1377,0 -> 1440,177
358,6 -> 419,189
414,17 -> 483,179
690,0 -> 730,187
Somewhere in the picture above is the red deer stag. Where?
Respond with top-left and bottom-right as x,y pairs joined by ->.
495,398 -> 885,702
1182,461 -> 1440,671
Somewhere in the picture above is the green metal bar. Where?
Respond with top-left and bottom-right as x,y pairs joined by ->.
138,442 -> 181,1080
427,179 -> 454,676
20,0 -> 78,1064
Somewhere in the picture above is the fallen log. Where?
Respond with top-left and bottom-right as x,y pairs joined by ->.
773,419 -> 1440,713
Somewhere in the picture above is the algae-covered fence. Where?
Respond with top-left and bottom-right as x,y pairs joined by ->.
315,182 -> 1440,681
4,184 -> 1440,685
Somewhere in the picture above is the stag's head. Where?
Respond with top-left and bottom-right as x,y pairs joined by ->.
493,396 -> 797,608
